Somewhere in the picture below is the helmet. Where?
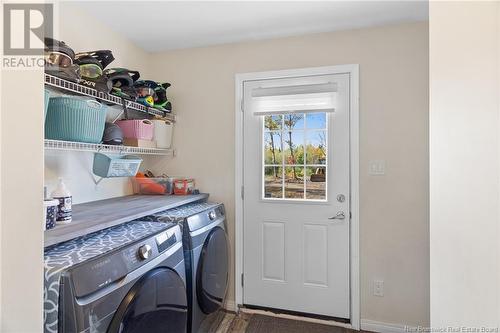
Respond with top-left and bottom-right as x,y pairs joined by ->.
154,82 -> 172,111
134,80 -> 158,107
75,50 -> 115,93
104,68 -> 140,101
44,38 -> 80,82
102,122 -> 123,145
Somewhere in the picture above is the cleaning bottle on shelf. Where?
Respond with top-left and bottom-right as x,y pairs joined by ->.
51,178 -> 72,224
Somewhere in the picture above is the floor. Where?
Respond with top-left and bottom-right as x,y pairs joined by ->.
216,312 -> 360,333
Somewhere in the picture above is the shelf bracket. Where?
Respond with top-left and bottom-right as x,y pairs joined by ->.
91,173 -> 104,186
121,97 -> 129,120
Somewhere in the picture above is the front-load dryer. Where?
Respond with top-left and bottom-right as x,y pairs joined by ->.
141,202 -> 229,333
44,221 -> 187,333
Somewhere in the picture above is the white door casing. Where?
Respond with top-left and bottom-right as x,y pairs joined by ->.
234,65 -> 360,329
242,73 -> 349,318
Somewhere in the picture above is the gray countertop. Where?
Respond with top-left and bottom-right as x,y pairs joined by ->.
44,194 -> 209,247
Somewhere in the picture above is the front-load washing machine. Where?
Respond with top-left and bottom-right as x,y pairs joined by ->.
141,202 -> 229,333
44,220 -> 187,333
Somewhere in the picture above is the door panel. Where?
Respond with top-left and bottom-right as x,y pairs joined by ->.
303,223 -> 328,286
243,74 -> 350,318
262,221 -> 285,281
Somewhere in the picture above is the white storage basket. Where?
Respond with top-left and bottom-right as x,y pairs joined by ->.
152,118 -> 173,149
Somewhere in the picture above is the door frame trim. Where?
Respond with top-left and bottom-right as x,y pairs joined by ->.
234,64 -> 360,329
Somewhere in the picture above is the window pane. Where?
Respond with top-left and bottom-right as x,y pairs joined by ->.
306,166 -> 326,200
306,113 -> 326,129
284,131 -> 304,165
264,115 -> 282,131
285,166 -> 304,199
264,132 -> 282,164
264,166 -> 283,198
306,131 -> 327,165
284,114 -> 304,130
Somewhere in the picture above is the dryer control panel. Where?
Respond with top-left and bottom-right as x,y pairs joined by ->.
186,204 -> 225,232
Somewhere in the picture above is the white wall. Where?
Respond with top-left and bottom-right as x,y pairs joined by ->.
45,2 -> 155,203
146,22 -> 430,327
430,1 -> 499,327
1,68 -> 44,333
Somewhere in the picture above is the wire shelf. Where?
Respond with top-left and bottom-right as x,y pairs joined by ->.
45,139 -> 173,156
44,74 -> 175,122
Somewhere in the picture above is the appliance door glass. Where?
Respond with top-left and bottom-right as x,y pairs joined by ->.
196,226 -> 229,314
107,267 -> 187,333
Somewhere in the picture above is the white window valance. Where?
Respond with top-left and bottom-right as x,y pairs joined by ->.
251,82 -> 337,115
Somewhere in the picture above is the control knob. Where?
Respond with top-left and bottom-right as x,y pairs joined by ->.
208,211 -> 216,221
138,244 -> 152,260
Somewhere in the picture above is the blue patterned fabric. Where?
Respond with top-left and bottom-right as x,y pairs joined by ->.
43,221 -> 171,333
137,202 -> 220,222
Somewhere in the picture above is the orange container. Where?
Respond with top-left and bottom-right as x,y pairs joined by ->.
132,173 -> 174,195
173,178 -> 195,195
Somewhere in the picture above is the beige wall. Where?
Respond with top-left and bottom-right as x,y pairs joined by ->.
146,22 -> 429,326
430,1 -> 500,326
1,70 -> 44,332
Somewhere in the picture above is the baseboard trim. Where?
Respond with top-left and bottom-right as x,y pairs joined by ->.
361,319 -> 416,333
224,300 -> 237,312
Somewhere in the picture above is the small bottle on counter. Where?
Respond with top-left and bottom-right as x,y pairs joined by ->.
51,178 -> 72,224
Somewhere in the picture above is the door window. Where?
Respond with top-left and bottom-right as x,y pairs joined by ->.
263,112 -> 327,201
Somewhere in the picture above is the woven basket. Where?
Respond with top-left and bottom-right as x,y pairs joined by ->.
45,97 -> 107,143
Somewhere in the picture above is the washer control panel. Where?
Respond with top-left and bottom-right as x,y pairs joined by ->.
70,225 -> 182,297
138,244 -> 152,260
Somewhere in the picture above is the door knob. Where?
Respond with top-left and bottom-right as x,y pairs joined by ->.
329,211 -> 345,220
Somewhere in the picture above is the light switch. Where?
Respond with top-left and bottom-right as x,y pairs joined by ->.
368,160 -> 385,175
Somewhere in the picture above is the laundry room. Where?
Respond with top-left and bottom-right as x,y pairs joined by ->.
40,2 -> 430,330
3,1 -> 500,333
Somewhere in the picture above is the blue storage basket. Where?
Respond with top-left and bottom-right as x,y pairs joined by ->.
93,153 -> 142,178
45,96 -> 107,143
44,89 -> 50,119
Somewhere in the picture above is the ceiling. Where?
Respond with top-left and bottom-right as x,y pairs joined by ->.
75,1 -> 428,52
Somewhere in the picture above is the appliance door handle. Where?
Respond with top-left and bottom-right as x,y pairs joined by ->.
329,211 -> 346,220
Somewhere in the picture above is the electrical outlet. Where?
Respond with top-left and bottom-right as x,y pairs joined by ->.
368,160 -> 386,175
373,280 -> 384,297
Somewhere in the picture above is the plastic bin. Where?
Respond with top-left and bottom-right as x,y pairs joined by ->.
45,96 -> 107,143
117,119 -> 154,140
173,178 -> 195,195
93,153 -> 142,178
151,118 -> 173,148
131,177 -> 174,195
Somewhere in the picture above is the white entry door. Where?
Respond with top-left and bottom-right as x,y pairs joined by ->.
242,73 -> 350,319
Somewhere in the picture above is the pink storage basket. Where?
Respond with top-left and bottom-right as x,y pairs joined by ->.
117,119 -> 154,140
